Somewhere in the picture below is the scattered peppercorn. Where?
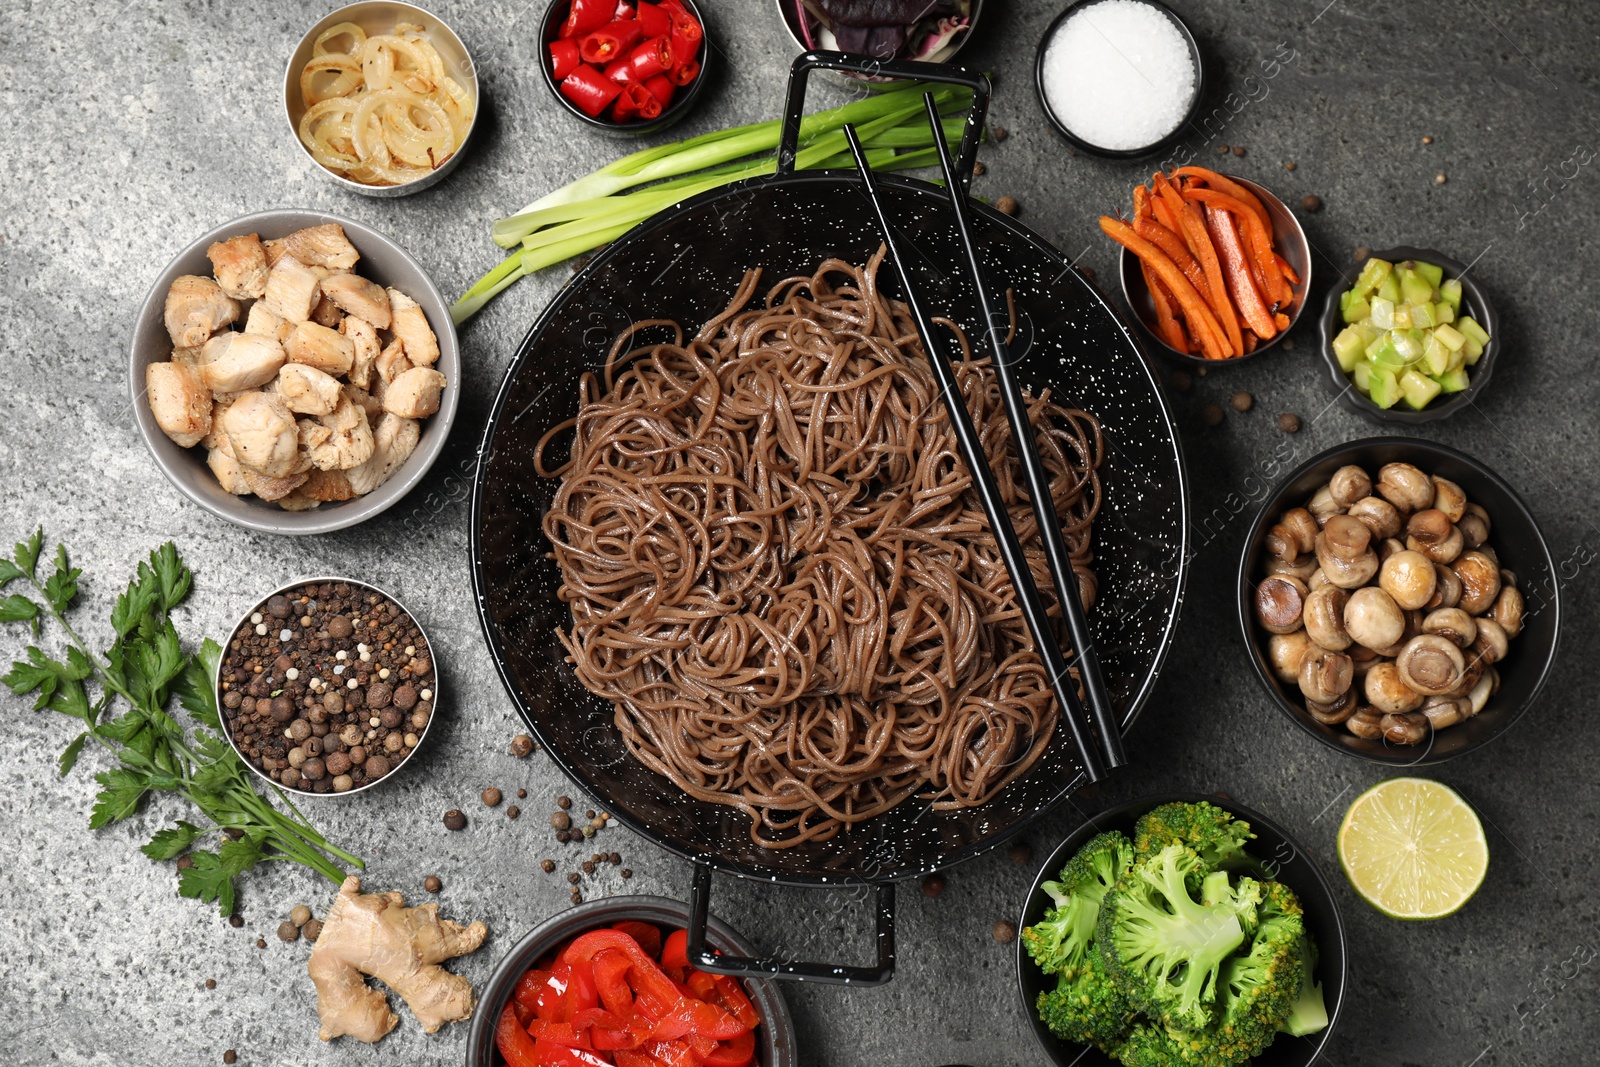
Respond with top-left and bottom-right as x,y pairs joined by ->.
1282,337 -> 1296,351
585,809 -> 596,820
1232,145 -> 1246,157
1230,391 -> 1254,412
571,890 -> 583,903
1202,402 -> 1225,427
424,875 -> 442,893
921,873 -> 946,898
582,860 -> 597,874
1217,143 -> 1229,155
517,788 -> 527,799
507,805 -> 521,820
992,920 -> 1017,944
223,1051 -> 237,1065
995,196 -> 1019,217
973,160 -> 987,176
510,734 -> 536,758
1170,369 -> 1192,393
556,830 -> 572,843
206,978 -> 217,990
567,873 -> 582,885
277,921 -> 300,943
1353,245 -> 1370,263
303,919 -> 324,942
557,796 -> 572,810
443,809 -> 467,831
228,914 -> 244,929
177,854 -> 195,871
482,787 -> 503,808
621,869 -> 633,879
1301,194 -> 1322,213
255,938 -> 267,949
1278,412 -> 1302,433
991,125 -> 1008,142
609,852 -> 621,865
542,859 -> 556,873
1435,173 -> 1447,185
1422,134 -> 1434,144
1284,160 -> 1297,171
582,826 -> 596,839
1009,842 -> 1034,866
289,905 -> 312,927
550,811 -> 572,831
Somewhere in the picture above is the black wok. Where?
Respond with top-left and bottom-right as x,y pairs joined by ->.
471,53 -> 1189,984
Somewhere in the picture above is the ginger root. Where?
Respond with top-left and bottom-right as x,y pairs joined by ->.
308,875 -> 488,1043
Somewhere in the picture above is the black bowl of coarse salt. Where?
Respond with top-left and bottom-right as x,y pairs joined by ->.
217,578 -> 439,797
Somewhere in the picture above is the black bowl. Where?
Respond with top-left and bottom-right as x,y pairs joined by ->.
1318,246 -> 1501,424
1238,437 -> 1560,765
465,896 -> 796,1067
1016,793 -> 1347,1067
538,0 -> 710,137
1034,0 -> 1205,159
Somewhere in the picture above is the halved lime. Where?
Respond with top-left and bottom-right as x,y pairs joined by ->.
1337,777 -> 1488,920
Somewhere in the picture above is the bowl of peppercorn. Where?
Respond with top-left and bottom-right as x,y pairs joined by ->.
216,577 -> 439,796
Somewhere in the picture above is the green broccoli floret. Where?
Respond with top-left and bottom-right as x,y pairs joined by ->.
1281,931 -> 1329,1037
1134,801 -> 1255,871
1109,1021 -> 1239,1067
1097,844 -> 1254,1033
1205,881 -> 1306,1063
1037,943 -> 1136,1049
1023,831 -> 1133,975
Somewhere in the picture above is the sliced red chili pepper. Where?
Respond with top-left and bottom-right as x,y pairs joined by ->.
656,0 -> 690,16
635,0 -> 670,37
612,921 -> 663,959
614,0 -> 636,16
642,73 -> 675,110
604,54 -> 633,83
625,35 -> 674,81
560,0 -> 613,39
535,1037 -> 613,1067
580,18 -> 644,64
701,1030 -> 757,1067
591,948 -> 637,1013
496,1004 -> 543,1067
667,12 -> 701,64
710,975 -> 760,1031
549,39 -> 581,81
560,64 -> 624,117
667,58 -> 699,87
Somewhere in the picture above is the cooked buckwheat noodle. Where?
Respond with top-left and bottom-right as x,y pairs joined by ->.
537,248 -> 1104,848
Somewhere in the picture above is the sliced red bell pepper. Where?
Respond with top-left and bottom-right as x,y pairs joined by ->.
659,929 -> 690,982
668,11 -> 702,64
566,960 -> 601,1018
613,1052 -> 658,1067
529,1020 -> 587,1047
591,948 -> 637,1014
642,73 -> 675,110
564,930 -> 684,1014
701,1030 -> 757,1067
535,1037 -> 614,1067
625,35 -> 674,81
646,996 -> 745,1041
612,921 -> 663,959
496,1004 -> 543,1067
635,1 -> 670,37
537,965 -> 571,1022
560,64 -> 623,117
550,38 -> 581,81
515,968 -> 554,1016
560,0 -> 613,39
667,57 -> 699,87
710,975 -> 760,1031
580,18 -> 644,64
644,1040 -> 702,1067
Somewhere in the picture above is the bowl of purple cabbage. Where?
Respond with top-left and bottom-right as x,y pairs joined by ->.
776,0 -> 981,68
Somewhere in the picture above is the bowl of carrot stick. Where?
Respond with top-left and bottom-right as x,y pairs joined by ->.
1105,167 -> 1311,364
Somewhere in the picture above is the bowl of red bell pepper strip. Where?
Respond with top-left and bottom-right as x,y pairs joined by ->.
541,0 -> 710,135
466,895 -> 795,1067
1107,168 -> 1312,365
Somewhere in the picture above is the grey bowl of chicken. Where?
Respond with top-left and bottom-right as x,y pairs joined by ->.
130,209 -> 459,535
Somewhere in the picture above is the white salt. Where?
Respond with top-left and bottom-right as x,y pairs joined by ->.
1041,0 -> 1196,151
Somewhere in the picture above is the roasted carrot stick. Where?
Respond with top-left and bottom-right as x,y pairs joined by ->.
1275,253 -> 1300,285
1142,260 -> 1189,353
1133,183 -> 1151,222
1099,216 -> 1229,361
1172,166 -> 1271,234
1204,205 -> 1277,339
1151,173 -> 1241,356
1180,186 -> 1290,307
1134,216 -> 1212,305
1149,189 -> 1182,234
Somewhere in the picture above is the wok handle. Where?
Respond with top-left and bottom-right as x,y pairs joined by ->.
685,862 -> 897,986
776,50 -> 990,190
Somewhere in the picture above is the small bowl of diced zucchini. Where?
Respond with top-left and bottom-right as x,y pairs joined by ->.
1319,246 -> 1498,423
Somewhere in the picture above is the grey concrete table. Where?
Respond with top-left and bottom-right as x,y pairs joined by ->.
2,1 -> 1598,1064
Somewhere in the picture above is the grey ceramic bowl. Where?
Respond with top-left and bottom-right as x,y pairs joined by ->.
129,209 -> 460,535
285,1 -> 479,197
1119,174 -> 1312,366
1317,246 -> 1500,425
214,576 -> 441,797
465,896 -> 796,1067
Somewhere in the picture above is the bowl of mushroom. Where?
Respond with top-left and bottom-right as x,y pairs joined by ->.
1238,437 -> 1560,764
130,209 -> 458,534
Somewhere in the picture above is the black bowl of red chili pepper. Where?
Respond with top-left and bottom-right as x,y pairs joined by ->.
540,0 -> 711,135
465,896 -> 796,1067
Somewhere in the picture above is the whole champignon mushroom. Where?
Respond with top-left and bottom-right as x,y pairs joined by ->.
1266,507 -> 1320,562
1467,670 -> 1495,716
1453,551 -> 1503,615
1268,630 -> 1313,685
1346,706 -> 1386,739
1349,642 -> 1380,676
1365,661 -> 1424,714
1306,688 -> 1357,725
1265,554 -> 1319,581
1344,586 -> 1406,651
1302,586 -> 1351,651
1381,711 -> 1429,745
1306,568 -> 1331,591
1444,659 -> 1484,700
1430,476 -> 1468,523
1299,647 -> 1354,704
1377,537 -> 1406,562
1425,562 -> 1463,610
1422,607 -> 1477,648
1490,583 -> 1524,638
1396,635 -> 1467,695
1377,462 -> 1434,514
1307,486 -> 1343,526
1328,465 -> 1373,508
1421,695 -> 1468,730
1315,532 -> 1379,588
1347,496 -> 1403,540
1457,503 -> 1491,549
1322,514 -> 1373,560
1255,577 -> 1308,634
1471,616 -> 1509,666
1405,509 -> 1464,564
1378,550 -> 1438,610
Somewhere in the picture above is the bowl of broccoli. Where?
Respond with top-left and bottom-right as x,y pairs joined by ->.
1015,795 -> 1346,1067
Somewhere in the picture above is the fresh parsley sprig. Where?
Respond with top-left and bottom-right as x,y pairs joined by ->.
1,529 -> 363,915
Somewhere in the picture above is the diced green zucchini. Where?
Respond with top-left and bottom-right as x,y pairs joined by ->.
1410,302 -> 1436,328
1377,272 -> 1401,304
1369,367 -> 1401,409
1448,342 -> 1468,372
1433,300 -> 1454,324
1393,329 -> 1423,361
1462,335 -> 1484,366
1343,294 -> 1371,324
1392,305 -> 1413,329
1333,326 -> 1368,372
1370,296 -> 1395,330
1440,277 -> 1462,310
1458,315 -> 1490,346
1354,258 -> 1393,294
1401,270 -> 1435,306
1353,361 -> 1374,393
1435,368 -> 1471,393
1369,336 -> 1406,370
1434,323 -> 1467,351
1422,334 -> 1451,376
1400,369 -> 1442,409
1414,260 -> 1444,288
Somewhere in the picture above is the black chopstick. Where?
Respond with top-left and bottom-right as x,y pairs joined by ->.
916,95 -> 1127,769
841,124 -> 1106,784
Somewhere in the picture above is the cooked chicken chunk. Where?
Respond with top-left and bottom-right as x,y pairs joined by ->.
341,315 -> 380,389
170,345 -> 209,366
146,362 -> 213,448
241,468 -> 310,502
319,273 -> 391,329
345,412 -> 421,496
285,223 -> 360,270
164,275 -> 240,347
201,333 -> 287,394
302,467 -> 356,502
206,233 -> 270,300
285,321 -> 356,376
386,287 -> 439,365
382,367 -> 447,419
345,383 -> 384,424
222,391 -> 301,478
308,393 -> 375,471
375,337 -> 412,384
206,436 -> 253,495
244,302 -> 281,337
263,237 -> 289,268
276,488 -> 323,511
263,255 -> 323,323
311,291 -> 345,329
278,364 -> 344,415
